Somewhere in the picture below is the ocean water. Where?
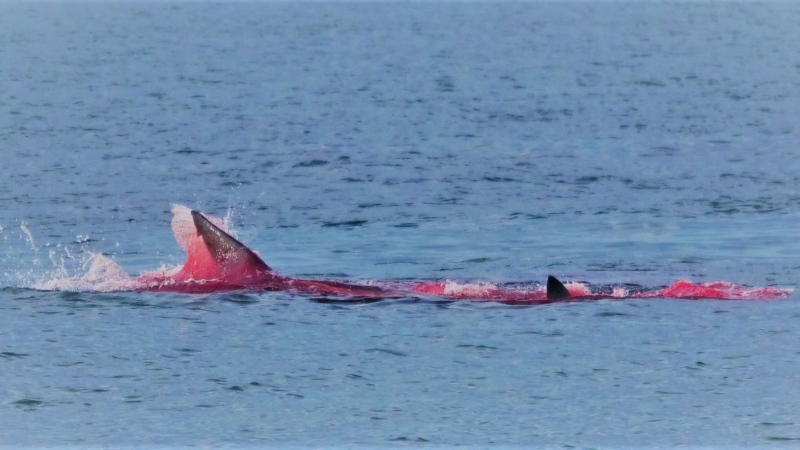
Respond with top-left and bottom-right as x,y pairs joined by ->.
2,1 -> 800,447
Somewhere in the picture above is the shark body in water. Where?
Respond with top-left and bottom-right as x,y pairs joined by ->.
48,205 -> 791,302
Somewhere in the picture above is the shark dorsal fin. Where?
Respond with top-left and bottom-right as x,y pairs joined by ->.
191,210 -> 272,275
547,275 -> 571,300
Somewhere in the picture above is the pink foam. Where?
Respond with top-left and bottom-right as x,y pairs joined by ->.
410,281 -> 550,302
636,280 -> 791,300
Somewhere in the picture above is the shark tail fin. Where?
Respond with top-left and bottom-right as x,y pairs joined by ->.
547,275 -> 572,300
189,209 -> 272,277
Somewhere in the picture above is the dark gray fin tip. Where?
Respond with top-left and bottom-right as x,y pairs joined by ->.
547,275 -> 571,300
190,210 -> 271,272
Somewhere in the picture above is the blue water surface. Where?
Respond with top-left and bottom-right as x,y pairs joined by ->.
2,2 -> 800,447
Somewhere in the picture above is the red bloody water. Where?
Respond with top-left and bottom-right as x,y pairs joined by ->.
635,280 -> 790,300
410,279 -> 790,302
48,205 -> 793,302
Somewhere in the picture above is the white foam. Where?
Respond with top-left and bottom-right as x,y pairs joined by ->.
38,253 -> 138,292
442,281 -> 497,297
611,287 -> 629,298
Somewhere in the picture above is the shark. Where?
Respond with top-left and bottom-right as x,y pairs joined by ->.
48,205 -> 791,302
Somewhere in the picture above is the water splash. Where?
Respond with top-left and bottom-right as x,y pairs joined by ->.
20,223 -> 37,253
38,253 -> 138,292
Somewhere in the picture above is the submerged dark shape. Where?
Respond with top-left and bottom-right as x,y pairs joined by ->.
72,205 -> 791,302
